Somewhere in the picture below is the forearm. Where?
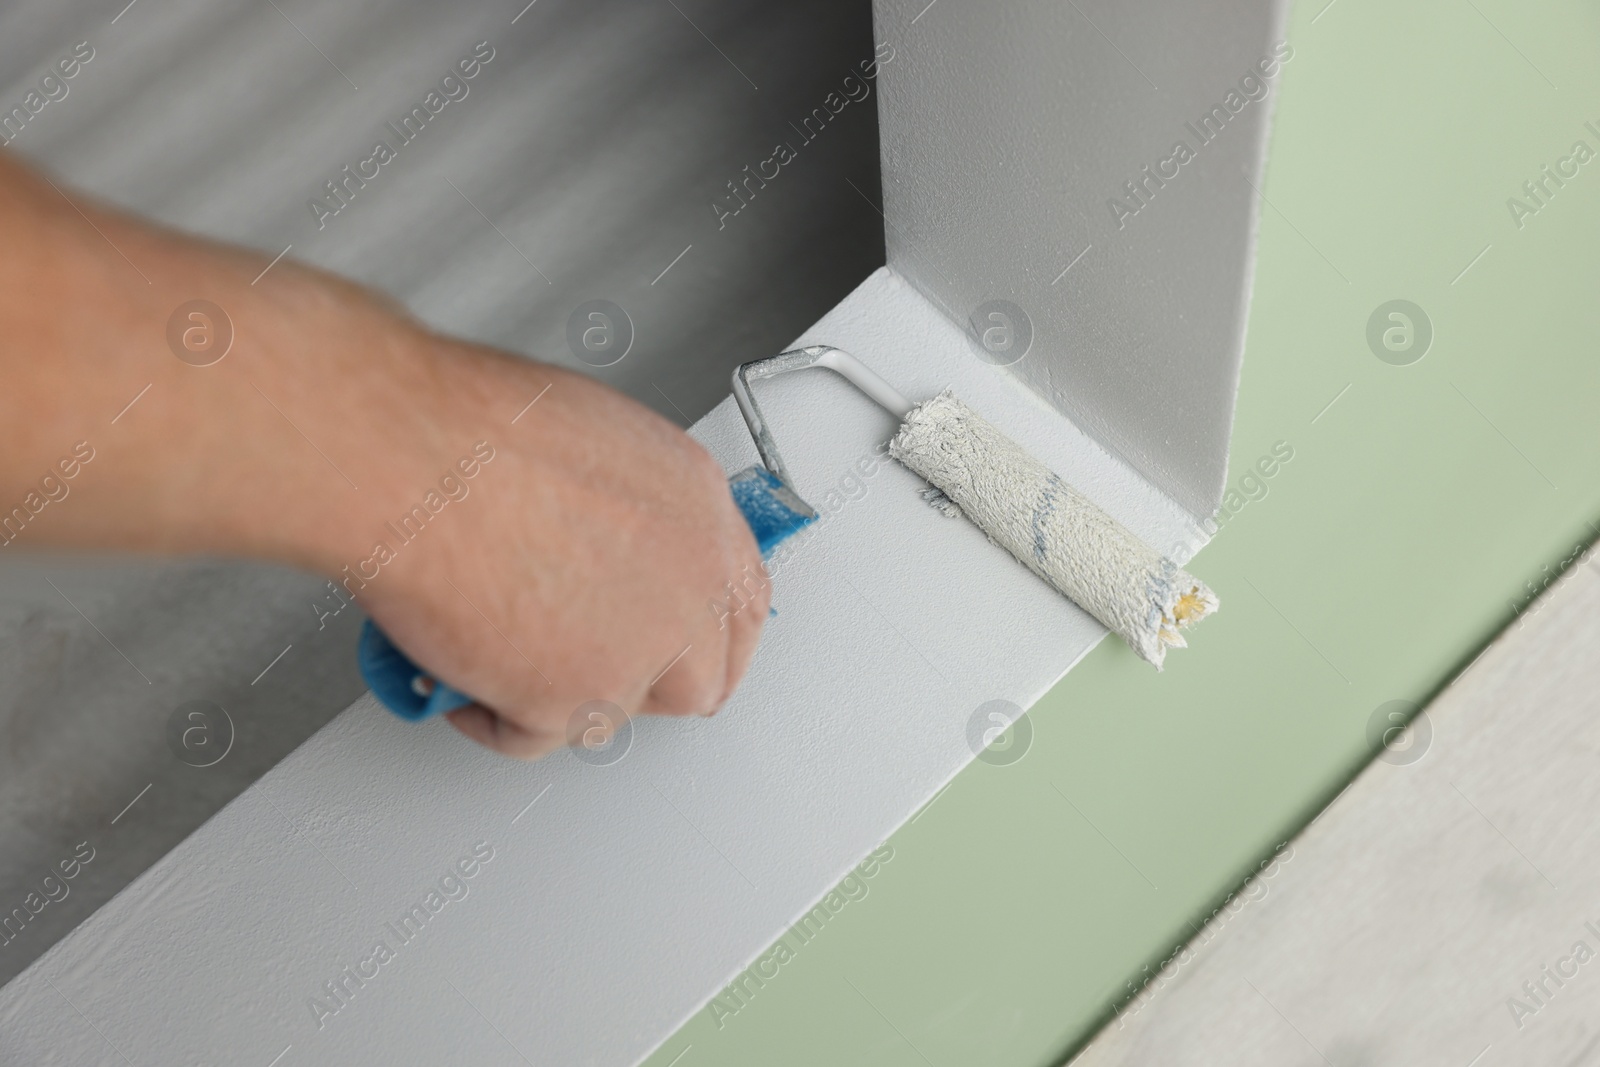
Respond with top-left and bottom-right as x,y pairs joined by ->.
0,153 -> 523,574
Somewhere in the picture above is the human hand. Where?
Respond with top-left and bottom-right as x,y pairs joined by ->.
339,344 -> 772,759
0,152 -> 770,760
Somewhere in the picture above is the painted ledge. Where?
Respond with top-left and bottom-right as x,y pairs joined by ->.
0,267 -> 1211,1066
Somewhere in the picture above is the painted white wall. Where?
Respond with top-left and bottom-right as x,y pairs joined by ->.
874,0 -> 1289,519
0,2 -> 1285,1060
0,269 -> 1207,1065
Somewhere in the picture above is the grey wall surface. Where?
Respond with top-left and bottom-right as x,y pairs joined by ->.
0,0 -> 881,986
872,0 -> 1288,520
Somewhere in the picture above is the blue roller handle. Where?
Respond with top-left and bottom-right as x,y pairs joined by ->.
360,466 -> 813,721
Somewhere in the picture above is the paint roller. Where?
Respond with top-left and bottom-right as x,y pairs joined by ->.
733,346 -> 1217,665
360,345 -> 1216,719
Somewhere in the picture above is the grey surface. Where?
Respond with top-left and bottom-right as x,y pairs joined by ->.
0,0 -> 881,986
873,0 -> 1287,520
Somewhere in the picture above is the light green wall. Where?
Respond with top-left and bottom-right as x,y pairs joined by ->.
646,1 -> 1600,1062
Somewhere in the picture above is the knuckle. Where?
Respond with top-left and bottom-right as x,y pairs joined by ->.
683,442 -> 724,489
655,657 -> 723,716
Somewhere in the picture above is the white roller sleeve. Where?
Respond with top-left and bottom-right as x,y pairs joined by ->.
889,391 -> 1218,667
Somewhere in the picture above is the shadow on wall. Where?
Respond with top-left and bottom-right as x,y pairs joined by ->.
0,0 -> 883,987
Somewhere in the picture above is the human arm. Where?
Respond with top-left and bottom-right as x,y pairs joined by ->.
0,153 -> 769,758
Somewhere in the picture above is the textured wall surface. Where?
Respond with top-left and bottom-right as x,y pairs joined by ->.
0,0 -> 881,986
874,0 -> 1288,520
0,267 -> 1208,1066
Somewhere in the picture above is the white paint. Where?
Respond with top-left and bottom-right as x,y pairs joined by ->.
0,269 -> 1209,1064
874,0 -> 1289,518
